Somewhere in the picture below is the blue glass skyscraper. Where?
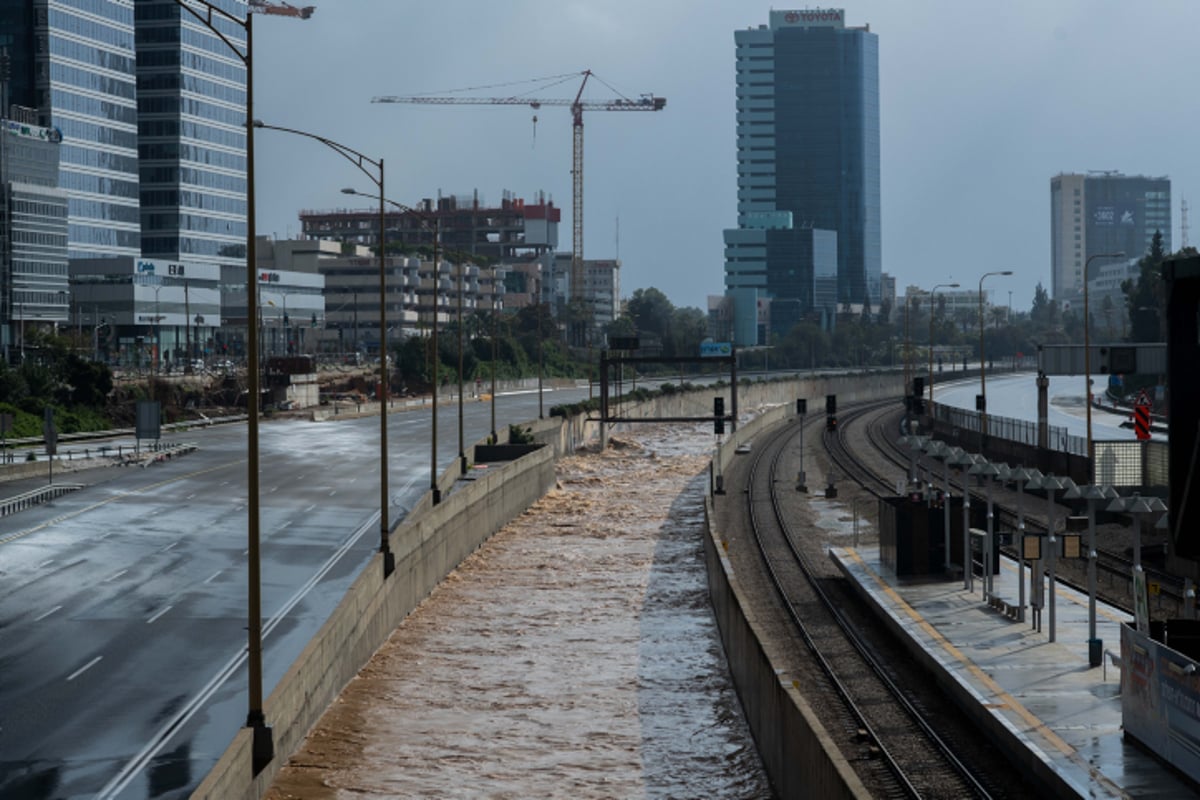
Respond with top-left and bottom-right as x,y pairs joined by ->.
724,8 -> 880,345
1,0 -> 142,261
135,0 -> 247,266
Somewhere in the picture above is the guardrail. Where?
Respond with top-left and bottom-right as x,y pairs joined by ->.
0,483 -> 85,517
0,414 -> 245,455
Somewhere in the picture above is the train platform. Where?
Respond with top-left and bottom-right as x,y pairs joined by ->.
829,545 -> 1197,799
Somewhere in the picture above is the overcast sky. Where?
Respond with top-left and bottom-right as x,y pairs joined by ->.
253,1 -> 1200,314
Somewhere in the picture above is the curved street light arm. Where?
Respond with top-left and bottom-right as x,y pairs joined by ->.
171,1 -> 248,64
254,121 -> 381,189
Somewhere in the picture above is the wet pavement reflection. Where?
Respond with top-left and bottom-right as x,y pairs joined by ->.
266,425 -> 770,799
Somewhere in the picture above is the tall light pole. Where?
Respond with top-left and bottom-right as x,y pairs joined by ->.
927,282 -> 960,410
457,257 -> 466,475
537,276 -> 544,419
1083,252 -> 1125,481
167,0 -> 315,774
978,270 -> 1013,438
343,187 -> 444,504
903,293 -> 913,392
491,290 -> 498,443
254,122 -> 396,579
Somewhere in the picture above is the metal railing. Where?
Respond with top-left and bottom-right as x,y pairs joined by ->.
0,483 -> 85,518
932,401 -> 1166,486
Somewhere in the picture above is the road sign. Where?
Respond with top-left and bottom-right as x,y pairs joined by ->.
1134,404 -> 1151,440
1136,389 -> 1151,407
43,407 -> 57,456
700,341 -> 732,357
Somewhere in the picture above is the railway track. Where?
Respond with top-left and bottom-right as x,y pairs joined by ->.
742,412 -> 1011,799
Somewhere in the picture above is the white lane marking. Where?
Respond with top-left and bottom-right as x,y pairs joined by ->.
38,559 -> 55,569
34,605 -> 63,622
329,490 -> 337,497
67,656 -> 102,682
348,477 -> 357,484
160,541 -> 178,553
146,605 -> 172,624
303,505 -> 315,513
203,570 -> 222,584
186,493 -> 196,500
269,486 -> 278,493
242,549 -> 249,556
96,510 -> 382,800
105,569 -> 128,582
96,532 -> 112,540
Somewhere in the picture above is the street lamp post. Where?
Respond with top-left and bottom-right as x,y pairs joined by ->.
342,186 -> 444,504
927,282 -> 960,411
977,270 -> 1013,439
254,122 -> 396,577
1083,252 -> 1126,481
537,277 -> 544,419
491,292 -> 499,443
457,258 -> 466,475
167,0 -> 306,774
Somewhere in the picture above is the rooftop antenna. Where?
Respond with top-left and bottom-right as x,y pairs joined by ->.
1183,198 -> 1190,249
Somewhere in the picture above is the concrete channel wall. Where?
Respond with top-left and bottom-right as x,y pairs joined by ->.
702,371 -> 901,799
193,368 -> 903,800
192,442 -> 557,800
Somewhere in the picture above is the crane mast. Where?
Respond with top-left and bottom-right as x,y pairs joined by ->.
372,70 -> 665,341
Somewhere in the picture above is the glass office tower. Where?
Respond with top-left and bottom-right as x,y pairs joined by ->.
724,8 -> 880,345
135,0 -> 247,266
0,0 -> 143,261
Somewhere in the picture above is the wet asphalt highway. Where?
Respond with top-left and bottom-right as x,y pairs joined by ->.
0,387 -> 589,800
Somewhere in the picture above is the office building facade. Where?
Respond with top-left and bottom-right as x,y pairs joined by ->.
724,8 -> 880,345
0,0 -> 256,364
1,0 -> 143,261
1050,172 -> 1171,303
134,0 -> 248,268
1,116 -> 69,357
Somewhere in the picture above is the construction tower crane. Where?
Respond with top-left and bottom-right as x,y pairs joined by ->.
248,0 -> 314,18
372,70 -> 665,326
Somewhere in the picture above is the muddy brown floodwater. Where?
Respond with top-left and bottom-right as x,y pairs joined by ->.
266,424 -> 771,799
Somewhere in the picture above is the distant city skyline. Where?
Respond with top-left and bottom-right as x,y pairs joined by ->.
252,1 -> 1199,315
4,2 -> 1197,323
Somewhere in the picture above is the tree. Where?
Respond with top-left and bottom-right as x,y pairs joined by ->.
1121,229 -> 1166,342
666,306 -> 707,358
625,288 -> 674,340
1030,282 -> 1052,325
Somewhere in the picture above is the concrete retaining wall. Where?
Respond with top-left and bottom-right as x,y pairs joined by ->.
191,444 -> 557,800
701,372 -> 901,799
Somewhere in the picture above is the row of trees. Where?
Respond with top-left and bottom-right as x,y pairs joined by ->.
760,233 -> 1180,372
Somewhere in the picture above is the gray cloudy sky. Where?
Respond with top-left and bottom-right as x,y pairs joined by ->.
253,1 -> 1199,313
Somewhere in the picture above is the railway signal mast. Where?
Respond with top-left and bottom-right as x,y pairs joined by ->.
372,70 -> 665,342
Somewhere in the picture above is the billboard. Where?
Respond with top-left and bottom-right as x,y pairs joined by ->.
701,342 -> 733,358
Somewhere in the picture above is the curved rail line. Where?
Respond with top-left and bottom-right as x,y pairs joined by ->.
744,412 -> 995,799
